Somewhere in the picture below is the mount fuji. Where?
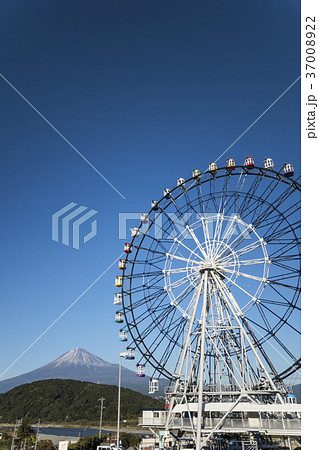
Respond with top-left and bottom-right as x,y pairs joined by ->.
0,348 -> 164,395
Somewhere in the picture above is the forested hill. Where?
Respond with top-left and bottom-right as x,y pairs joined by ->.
0,379 -> 164,424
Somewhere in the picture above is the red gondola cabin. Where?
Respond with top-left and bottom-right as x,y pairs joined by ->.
244,156 -> 254,169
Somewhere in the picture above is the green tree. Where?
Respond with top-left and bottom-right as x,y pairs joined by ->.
37,439 -> 56,450
17,416 -> 35,440
68,436 -> 101,450
119,432 -> 142,448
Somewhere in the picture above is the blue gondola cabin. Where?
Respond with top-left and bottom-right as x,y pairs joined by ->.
119,330 -> 128,341
125,347 -> 135,360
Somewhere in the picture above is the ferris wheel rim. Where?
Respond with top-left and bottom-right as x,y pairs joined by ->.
118,164 -> 301,381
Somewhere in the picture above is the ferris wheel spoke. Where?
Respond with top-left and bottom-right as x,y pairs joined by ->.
236,173 -> 264,216
252,185 -> 298,229
266,241 -> 300,260
217,174 -> 231,216
268,279 -> 300,291
165,273 -> 199,291
269,259 -> 300,275
164,266 -> 197,275
221,273 -> 257,306
247,318 -> 299,368
185,225 -> 209,259
166,279 -> 200,307
211,215 -> 239,259
257,302 -> 300,335
137,225 -> 173,253
219,237 -> 263,263
265,282 -> 300,310
196,183 -> 206,215
222,257 -> 266,267
166,252 -> 201,265
172,237 -> 206,262
222,267 -> 266,283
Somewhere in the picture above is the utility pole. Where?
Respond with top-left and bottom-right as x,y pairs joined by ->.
34,419 -> 40,450
98,397 -> 105,439
10,418 -> 22,450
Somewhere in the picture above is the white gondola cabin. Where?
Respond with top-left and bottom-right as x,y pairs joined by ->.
124,242 -> 132,253
136,364 -> 145,377
114,293 -> 122,305
131,227 -> 140,238
140,213 -> 149,224
118,259 -> 126,270
163,188 -> 171,198
149,379 -> 159,394
119,330 -> 128,341
263,157 -> 274,170
125,347 -> 135,360
115,311 -> 124,323
115,276 -> 123,287
209,162 -> 218,175
177,177 -> 185,188
192,169 -> 201,181
151,200 -> 159,210
226,158 -> 236,171
244,156 -> 254,169
283,162 -> 294,177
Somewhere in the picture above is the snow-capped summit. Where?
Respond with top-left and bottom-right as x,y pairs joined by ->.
53,348 -> 112,368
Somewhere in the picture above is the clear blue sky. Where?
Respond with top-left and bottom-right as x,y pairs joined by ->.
0,0 -> 300,380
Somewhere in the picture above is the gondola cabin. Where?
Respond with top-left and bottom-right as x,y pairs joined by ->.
263,157 -> 274,170
115,276 -> 123,287
131,227 -> 140,238
149,379 -> 159,394
283,162 -> 294,177
209,162 -> 218,175
226,158 -> 236,171
140,213 -> 149,224
164,188 -> 171,198
136,364 -> 145,377
177,177 -> 185,188
118,259 -> 126,270
124,242 -> 132,253
114,293 -> 122,305
125,347 -> 135,360
151,200 -> 159,211
244,156 -> 254,169
119,330 -> 128,341
192,169 -> 201,181
115,311 -> 124,323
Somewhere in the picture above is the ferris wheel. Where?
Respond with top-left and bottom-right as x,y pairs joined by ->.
114,157 -> 301,398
